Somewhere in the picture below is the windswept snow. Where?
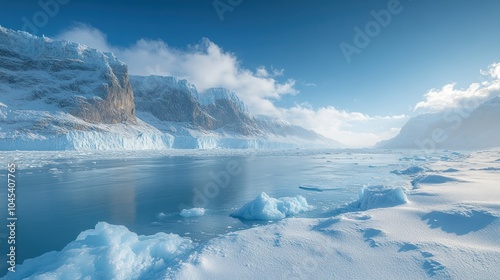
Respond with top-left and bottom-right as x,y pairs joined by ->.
230,192 -> 310,220
411,174 -> 462,188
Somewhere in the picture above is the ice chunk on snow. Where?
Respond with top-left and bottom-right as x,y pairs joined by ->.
391,166 -> 425,175
180,208 -> 206,217
351,185 -> 408,210
442,168 -> 459,173
231,192 -> 310,220
4,222 -> 193,280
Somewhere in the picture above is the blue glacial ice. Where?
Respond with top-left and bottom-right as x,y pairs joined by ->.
231,192 -> 310,220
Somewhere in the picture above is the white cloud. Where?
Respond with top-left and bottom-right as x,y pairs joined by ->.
277,105 -> 408,147
414,63 -> 500,112
56,24 -> 295,115
55,24 -> 408,147
303,82 -> 317,87
481,62 -> 500,79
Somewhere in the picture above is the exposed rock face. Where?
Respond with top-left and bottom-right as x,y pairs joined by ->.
131,76 -> 259,134
201,88 -> 259,135
130,75 -> 214,128
70,62 -> 136,124
130,75 -> 343,147
0,26 -> 136,124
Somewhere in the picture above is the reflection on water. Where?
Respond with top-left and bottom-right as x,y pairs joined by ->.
0,151 -> 406,267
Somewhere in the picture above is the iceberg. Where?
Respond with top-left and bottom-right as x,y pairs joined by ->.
3,222 -> 193,280
351,185 -> 408,210
180,208 -> 206,218
391,166 -> 425,176
231,192 -> 310,220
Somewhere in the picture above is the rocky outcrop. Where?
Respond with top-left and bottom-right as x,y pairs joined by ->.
131,75 -> 259,134
0,26 -> 136,124
130,75 -> 214,128
130,75 -> 343,146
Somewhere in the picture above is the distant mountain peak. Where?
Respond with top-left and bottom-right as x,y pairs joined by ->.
377,96 -> 500,150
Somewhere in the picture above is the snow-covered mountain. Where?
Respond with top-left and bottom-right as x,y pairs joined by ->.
0,26 -> 341,150
0,26 -> 136,124
376,96 -> 500,150
130,75 -> 342,148
0,26 -> 171,150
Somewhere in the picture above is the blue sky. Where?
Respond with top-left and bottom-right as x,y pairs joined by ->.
1,0 -> 500,146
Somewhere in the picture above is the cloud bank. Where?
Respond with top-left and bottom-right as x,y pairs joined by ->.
56,24 -> 408,147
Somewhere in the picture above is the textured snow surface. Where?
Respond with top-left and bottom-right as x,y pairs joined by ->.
230,192 -> 310,220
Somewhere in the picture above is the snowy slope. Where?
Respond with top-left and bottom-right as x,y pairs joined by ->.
377,96 -> 500,150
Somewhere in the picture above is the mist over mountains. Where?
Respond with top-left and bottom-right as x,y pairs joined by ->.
377,96 -> 500,150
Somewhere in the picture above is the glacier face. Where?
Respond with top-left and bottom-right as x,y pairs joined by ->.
0,26 -> 342,151
376,96 -> 500,150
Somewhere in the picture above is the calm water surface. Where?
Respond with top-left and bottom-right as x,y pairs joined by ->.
0,150 -> 409,269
